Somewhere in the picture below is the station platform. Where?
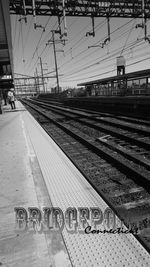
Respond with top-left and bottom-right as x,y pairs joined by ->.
0,101 -> 150,267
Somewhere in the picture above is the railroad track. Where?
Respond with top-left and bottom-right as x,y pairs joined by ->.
29,99 -> 150,164
32,99 -> 150,134
35,97 -> 150,125
22,99 -> 150,253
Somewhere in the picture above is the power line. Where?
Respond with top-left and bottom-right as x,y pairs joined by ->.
61,52 -> 150,84
28,18 -> 66,74
60,39 -> 146,81
27,18 -> 59,73
26,16 -> 53,70
61,68 -> 116,83
13,12 -> 150,89
60,25 -> 142,78
92,18 -> 136,47
120,20 -> 137,56
58,19 -> 107,65
57,19 -> 137,74
63,19 -> 106,57
44,21 -> 141,78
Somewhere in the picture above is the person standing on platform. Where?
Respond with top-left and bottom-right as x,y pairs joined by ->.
2,89 -> 8,105
0,87 -> 2,114
7,88 -> 16,110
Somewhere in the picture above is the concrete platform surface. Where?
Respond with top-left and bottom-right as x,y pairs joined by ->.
0,101 -> 71,267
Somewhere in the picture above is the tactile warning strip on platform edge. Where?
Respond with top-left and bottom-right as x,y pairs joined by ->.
22,110 -> 150,267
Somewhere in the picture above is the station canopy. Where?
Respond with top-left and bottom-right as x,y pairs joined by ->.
0,0 -> 14,89
78,69 -> 150,87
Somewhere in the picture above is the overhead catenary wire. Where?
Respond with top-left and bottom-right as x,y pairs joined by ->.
64,26 -> 137,74
41,17 -> 78,62
27,18 -> 63,74
27,18 -> 137,77
58,19 -> 107,64
120,20 -> 137,56
60,54 -> 150,83
60,40 -> 145,80
43,21 -> 106,72
26,16 -> 52,70
61,17 -> 149,78
60,38 -> 147,82
92,18 -> 136,47
13,10 -> 150,89
25,16 -> 58,73
60,22 -> 142,78
60,47 -> 150,83
30,17 -> 147,86
60,18 -> 106,58
43,18 -> 129,76
57,19 -> 137,74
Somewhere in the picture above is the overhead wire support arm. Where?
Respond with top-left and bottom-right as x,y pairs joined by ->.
39,57 -> 45,93
107,16 -> 110,42
18,0 -> 27,23
55,16 -> 62,36
102,16 -> 110,47
135,0 -> 150,43
55,50 -> 64,53
51,31 -> 60,93
142,0 -> 150,43
62,0 -> 67,37
36,67 -> 40,93
88,44 -> 104,48
54,16 -> 67,45
93,16 -> 111,48
135,0 -> 145,29
22,0 -> 27,23
86,17 -> 95,37
32,0 -> 45,31
88,15 -> 111,49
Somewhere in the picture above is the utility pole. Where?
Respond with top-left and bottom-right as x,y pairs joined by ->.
39,57 -> 45,93
52,30 -> 59,93
34,72 -> 37,94
36,67 -> 40,93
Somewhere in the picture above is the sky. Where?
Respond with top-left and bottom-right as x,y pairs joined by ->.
10,13 -> 150,90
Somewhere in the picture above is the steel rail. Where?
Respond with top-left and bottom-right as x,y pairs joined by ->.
22,99 -> 150,190
28,99 -> 150,150
35,97 -> 150,125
